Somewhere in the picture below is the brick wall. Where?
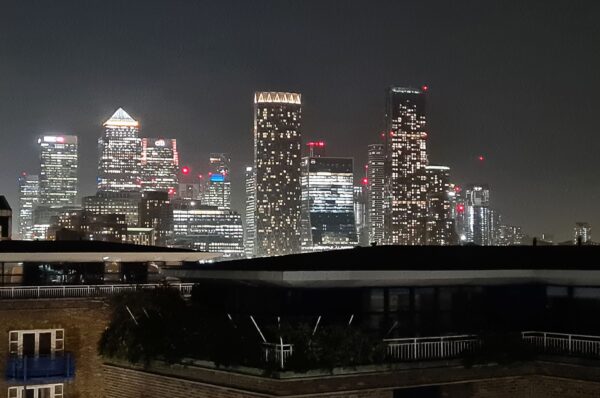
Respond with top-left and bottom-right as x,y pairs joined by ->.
0,298 -> 110,398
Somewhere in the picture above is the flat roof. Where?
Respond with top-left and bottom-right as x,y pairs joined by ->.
164,246 -> 600,287
0,240 -> 220,263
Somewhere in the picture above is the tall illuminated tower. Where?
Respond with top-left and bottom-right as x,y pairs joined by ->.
300,151 -> 357,251
98,108 -> 141,192
141,137 -> 179,194
202,153 -> 231,209
17,173 -> 39,240
464,183 -> 492,245
253,91 -> 302,257
244,166 -> 256,258
367,143 -> 385,245
424,165 -> 455,245
385,87 -> 428,245
38,135 -> 78,206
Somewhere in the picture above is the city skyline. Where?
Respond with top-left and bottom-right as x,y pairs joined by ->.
1,1 -> 600,240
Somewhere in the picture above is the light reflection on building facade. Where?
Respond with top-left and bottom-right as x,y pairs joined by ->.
98,108 -> 142,192
300,156 -> 358,251
253,92 -> 302,257
385,87 -> 428,245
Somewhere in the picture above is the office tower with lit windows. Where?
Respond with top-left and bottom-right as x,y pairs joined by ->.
97,108 -> 142,192
354,185 -> 368,246
82,191 -> 141,227
385,87 -> 429,245
201,153 -> 232,209
244,166 -> 256,257
139,191 -> 172,246
300,155 -> 358,251
464,183 -> 492,246
367,143 -> 386,245
574,222 -> 592,244
38,135 -> 78,206
424,165 -> 455,245
497,225 -> 525,246
17,173 -> 39,240
171,199 -> 244,258
141,138 -> 179,194
253,91 -> 302,256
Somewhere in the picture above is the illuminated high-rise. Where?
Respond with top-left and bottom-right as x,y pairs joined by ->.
300,155 -> 358,251
253,91 -> 302,256
464,183 -> 492,245
424,165 -> 455,245
244,166 -> 256,257
385,87 -> 428,245
98,108 -> 141,192
38,135 -> 78,206
367,143 -> 385,245
202,153 -> 231,209
17,173 -> 39,240
574,222 -> 592,244
141,138 -> 179,194
354,185 -> 368,246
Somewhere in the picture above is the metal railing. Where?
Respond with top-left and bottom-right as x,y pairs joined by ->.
522,331 -> 600,358
383,334 -> 480,361
6,354 -> 75,381
0,283 -> 194,299
263,342 -> 294,370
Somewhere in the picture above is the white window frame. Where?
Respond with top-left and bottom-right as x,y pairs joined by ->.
8,329 -> 64,357
8,383 -> 64,398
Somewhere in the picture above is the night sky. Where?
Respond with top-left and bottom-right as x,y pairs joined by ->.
1,0 -> 599,240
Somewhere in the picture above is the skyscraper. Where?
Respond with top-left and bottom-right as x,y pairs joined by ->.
354,184 -> 368,246
464,184 -> 492,246
38,135 -> 78,206
244,166 -> 256,258
202,153 -> 231,209
17,173 -> 39,240
253,91 -> 302,257
300,155 -> 358,251
141,138 -> 179,194
424,165 -> 455,245
98,108 -> 142,192
385,87 -> 428,245
367,143 -> 385,245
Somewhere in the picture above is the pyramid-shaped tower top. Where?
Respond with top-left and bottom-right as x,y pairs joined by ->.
104,107 -> 139,127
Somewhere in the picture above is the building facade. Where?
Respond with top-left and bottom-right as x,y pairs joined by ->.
0,196 -> 12,241
82,191 -> 141,228
17,173 -> 39,240
97,108 -> 142,192
425,166 -> 455,245
354,184 -> 368,246
574,222 -> 592,244
253,92 -> 302,257
139,191 -> 172,246
367,143 -> 386,245
464,184 -> 492,246
171,199 -> 244,258
244,166 -> 256,258
300,156 -> 358,251
140,138 -> 179,194
38,135 -> 78,206
385,87 -> 428,245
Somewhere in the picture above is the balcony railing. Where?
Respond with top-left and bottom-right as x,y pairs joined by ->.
383,334 -> 481,361
5,354 -> 75,382
0,283 -> 194,299
263,342 -> 294,370
522,331 -> 600,358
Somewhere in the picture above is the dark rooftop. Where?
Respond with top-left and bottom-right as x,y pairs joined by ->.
199,245 -> 600,271
0,240 -> 196,253
0,196 -> 11,211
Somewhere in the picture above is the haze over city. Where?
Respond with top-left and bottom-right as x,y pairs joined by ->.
1,0 -> 600,240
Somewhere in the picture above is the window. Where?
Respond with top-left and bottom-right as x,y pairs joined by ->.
8,384 -> 63,398
8,329 -> 64,357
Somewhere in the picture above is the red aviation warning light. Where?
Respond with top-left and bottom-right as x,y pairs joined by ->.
478,155 -> 485,162
181,166 -> 190,175
456,204 -> 465,213
362,177 -> 368,185
421,85 -> 429,92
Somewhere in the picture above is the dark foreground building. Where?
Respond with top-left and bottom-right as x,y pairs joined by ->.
4,244 -> 600,397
